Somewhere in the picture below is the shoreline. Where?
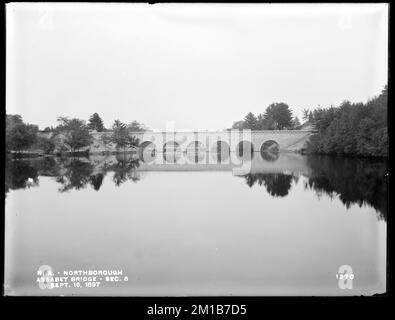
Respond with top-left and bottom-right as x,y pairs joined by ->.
6,150 -> 388,161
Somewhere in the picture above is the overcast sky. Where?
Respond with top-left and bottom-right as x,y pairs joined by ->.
6,3 -> 388,130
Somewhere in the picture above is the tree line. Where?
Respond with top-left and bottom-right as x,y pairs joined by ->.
232,86 -> 388,158
6,86 -> 388,158
6,112 -> 148,155
305,85 -> 388,157
231,102 -> 301,130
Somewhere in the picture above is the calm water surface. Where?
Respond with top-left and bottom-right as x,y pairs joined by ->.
5,152 -> 387,296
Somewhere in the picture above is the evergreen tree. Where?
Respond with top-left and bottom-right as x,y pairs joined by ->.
302,109 -> 310,122
243,112 -> 258,130
88,113 -> 105,132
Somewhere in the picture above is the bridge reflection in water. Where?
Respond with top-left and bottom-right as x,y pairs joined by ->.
135,150 -> 311,176
5,151 -> 387,221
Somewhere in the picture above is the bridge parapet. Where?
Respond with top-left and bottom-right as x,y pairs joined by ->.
88,130 -> 314,154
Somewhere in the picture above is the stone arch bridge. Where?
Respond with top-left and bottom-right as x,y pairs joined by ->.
89,130 -> 314,154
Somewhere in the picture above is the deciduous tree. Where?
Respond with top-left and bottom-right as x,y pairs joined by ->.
54,117 -> 93,153
263,103 -> 293,130
128,120 -> 148,132
6,115 -> 38,153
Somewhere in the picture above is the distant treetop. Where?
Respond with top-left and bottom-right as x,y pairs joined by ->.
88,113 -> 105,132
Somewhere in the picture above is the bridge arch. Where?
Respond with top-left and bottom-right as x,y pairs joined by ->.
186,141 -> 206,153
163,141 -> 182,163
186,141 -> 206,163
140,141 -> 157,163
163,141 -> 181,152
235,140 -> 254,159
211,140 -> 230,153
260,150 -> 280,162
259,140 -> 280,162
210,140 -> 230,162
140,141 -> 156,151
260,140 -> 280,153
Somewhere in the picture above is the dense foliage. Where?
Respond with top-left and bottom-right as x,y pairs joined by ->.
305,155 -> 387,220
54,117 -> 93,153
127,120 -> 148,132
233,103 -> 298,130
262,103 -> 294,129
104,120 -> 140,151
231,87 -> 388,158
36,135 -> 56,154
306,86 -> 388,157
5,113 -> 148,155
6,115 -> 38,152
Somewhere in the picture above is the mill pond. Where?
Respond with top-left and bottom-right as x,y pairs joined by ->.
4,151 -> 387,296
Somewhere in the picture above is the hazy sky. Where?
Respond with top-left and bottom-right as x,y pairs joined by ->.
6,3 -> 388,130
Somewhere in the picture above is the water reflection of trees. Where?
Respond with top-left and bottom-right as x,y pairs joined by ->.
110,155 -> 141,187
55,158 -> 95,192
5,155 -> 142,194
244,173 -> 298,197
305,155 -> 387,220
5,160 -> 39,196
5,155 -> 387,220
89,173 -> 104,191
242,156 -> 387,220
